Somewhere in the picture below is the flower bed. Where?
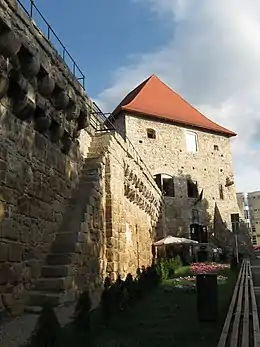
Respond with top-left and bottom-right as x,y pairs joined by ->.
191,262 -> 229,274
172,274 -> 228,291
171,263 -> 230,291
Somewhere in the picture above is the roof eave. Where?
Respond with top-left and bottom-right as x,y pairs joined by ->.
121,106 -> 237,137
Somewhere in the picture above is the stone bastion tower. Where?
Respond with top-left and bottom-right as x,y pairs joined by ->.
109,74 -> 242,259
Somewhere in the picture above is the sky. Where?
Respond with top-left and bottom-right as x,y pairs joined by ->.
20,0 -> 260,193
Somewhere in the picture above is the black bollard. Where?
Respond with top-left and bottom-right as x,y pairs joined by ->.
196,273 -> 218,322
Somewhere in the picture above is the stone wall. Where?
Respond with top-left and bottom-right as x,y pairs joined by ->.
88,132 -> 163,280
113,112 -> 239,248
0,0 -> 165,317
0,0 -> 101,315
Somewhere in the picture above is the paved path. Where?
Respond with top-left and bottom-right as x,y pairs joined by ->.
0,289 -> 101,347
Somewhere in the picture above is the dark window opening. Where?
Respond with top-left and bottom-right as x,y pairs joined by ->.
147,128 -> 156,139
154,174 -> 175,197
214,145 -> 219,151
219,184 -> 224,200
190,225 -> 208,243
244,210 -> 249,219
187,179 -> 198,198
162,178 -> 175,197
154,174 -> 162,190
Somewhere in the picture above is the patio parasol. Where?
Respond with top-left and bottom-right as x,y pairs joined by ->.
154,235 -> 198,246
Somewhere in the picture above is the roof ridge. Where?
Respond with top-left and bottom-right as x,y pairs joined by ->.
110,75 -> 236,137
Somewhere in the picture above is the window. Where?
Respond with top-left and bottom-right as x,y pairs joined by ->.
154,174 -> 175,197
187,179 -> 198,198
147,128 -> 156,139
219,184 -> 224,200
214,145 -> 219,151
192,209 -> 199,224
185,131 -> 198,153
244,210 -> 249,219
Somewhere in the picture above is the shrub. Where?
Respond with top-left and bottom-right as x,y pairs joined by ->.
73,290 -> 92,331
157,257 -> 183,280
28,303 -> 61,347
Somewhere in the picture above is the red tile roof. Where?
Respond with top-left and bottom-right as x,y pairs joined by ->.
111,75 -> 236,137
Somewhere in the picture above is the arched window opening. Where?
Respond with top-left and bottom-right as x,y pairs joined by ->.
154,173 -> 175,197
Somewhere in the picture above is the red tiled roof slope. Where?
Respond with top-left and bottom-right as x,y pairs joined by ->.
111,75 -> 236,137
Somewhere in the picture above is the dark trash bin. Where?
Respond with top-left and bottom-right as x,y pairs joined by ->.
196,273 -> 218,322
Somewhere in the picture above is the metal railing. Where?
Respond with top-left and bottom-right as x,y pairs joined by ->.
17,0 -> 85,88
15,1 -> 158,190
90,105 -> 160,192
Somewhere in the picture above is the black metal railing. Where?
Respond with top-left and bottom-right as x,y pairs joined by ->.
90,104 -> 159,190
17,0 -> 85,88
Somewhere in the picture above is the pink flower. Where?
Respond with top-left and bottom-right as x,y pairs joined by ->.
190,262 -> 229,274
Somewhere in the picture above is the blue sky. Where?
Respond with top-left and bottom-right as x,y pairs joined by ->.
20,0 -> 171,100
18,1 -> 260,191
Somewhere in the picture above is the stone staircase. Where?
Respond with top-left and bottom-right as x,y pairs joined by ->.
27,135 -> 107,309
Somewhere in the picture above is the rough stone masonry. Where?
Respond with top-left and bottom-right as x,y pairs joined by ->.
0,0 -> 164,317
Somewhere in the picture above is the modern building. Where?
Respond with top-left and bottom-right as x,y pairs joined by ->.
237,191 -> 260,245
109,74 -> 240,254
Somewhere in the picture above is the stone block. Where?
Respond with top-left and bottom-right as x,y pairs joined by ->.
0,242 -> 8,262
2,292 -> 25,316
8,242 -> 22,262
27,259 -> 41,279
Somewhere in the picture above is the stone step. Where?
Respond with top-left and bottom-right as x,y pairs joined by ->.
34,277 -> 73,292
41,265 -> 72,278
46,253 -> 76,265
54,232 -> 85,245
28,290 -> 76,307
51,242 -> 82,254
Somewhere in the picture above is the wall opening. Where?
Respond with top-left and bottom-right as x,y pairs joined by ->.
154,174 -> 175,197
187,179 -> 198,198
219,184 -> 224,200
147,128 -> 156,139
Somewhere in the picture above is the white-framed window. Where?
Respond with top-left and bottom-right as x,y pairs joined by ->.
185,131 -> 198,153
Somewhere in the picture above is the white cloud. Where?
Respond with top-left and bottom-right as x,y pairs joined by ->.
96,0 -> 260,192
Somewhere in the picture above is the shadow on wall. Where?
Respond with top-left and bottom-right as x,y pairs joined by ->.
155,172 -> 253,256
0,111 -> 104,317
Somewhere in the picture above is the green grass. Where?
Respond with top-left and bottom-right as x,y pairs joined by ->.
91,268 -> 237,347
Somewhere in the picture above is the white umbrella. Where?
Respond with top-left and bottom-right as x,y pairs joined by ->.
154,235 -> 198,246
179,237 -> 198,245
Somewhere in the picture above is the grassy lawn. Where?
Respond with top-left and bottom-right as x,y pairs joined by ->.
92,268 -> 237,347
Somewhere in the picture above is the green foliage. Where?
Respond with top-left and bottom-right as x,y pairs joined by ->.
157,256 -> 183,280
28,303 -> 61,347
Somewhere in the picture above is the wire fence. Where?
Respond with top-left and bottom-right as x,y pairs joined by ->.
17,0 -> 85,88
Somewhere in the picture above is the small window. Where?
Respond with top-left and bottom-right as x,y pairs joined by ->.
185,131 -> 198,153
214,145 -> 219,151
147,128 -> 156,139
187,179 -> 198,198
219,184 -> 224,200
192,209 -> 199,224
154,174 -> 175,197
